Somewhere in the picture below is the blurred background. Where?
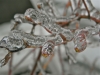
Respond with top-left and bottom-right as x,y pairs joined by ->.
0,0 -> 100,75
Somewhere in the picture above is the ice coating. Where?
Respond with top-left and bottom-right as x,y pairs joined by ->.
42,41 -> 55,57
0,36 -> 25,52
0,30 -> 64,52
74,29 -> 87,52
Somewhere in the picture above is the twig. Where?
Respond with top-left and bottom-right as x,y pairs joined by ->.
82,0 -> 90,17
8,53 -> 13,75
38,54 -> 54,75
63,0 -> 71,16
30,49 -> 41,75
69,0 -> 77,12
78,0 -> 82,8
13,49 -> 35,70
56,13 -> 100,27
46,0 -> 57,17
75,21 -> 80,29
64,45 -> 76,63
89,57 -> 100,75
58,46 -> 65,75
11,22 -> 19,31
78,15 -> 100,24
38,62 -> 46,75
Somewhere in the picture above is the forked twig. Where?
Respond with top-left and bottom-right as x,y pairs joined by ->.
8,53 -> 13,75
82,0 -> 90,17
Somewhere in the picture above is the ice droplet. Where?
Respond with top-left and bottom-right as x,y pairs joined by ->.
74,29 -> 87,52
42,41 -> 55,57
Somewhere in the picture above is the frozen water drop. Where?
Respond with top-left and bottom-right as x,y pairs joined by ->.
42,40 -> 55,57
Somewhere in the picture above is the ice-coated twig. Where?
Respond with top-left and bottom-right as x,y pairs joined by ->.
63,0 -> 71,16
81,0 -> 100,23
8,53 -> 13,75
46,0 -> 61,18
84,0 -> 95,11
0,52 -> 12,67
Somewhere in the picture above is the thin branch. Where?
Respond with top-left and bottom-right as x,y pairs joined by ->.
82,0 -> 90,17
63,0 -> 71,16
78,0 -> 83,8
75,21 -> 80,29
46,0 -> 57,17
13,49 -> 35,70
30,49 -> 41,75
69,0 -> 77,12
58,46 -> 65,75
89,57 -> 100,75
8,53 -> 13,75
38,54 -> 54,75
78,15 -> 100,24
38,62 -> 46,75
56,13 -> 100,27
11,22 -> 19,31
64,45 -> 76,63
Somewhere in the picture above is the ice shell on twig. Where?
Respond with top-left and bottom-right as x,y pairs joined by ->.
74,29 -> 87,52
0,52 -> 11,67
42,40 -> 55,57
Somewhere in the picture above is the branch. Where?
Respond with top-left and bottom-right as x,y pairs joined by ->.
82,0 -> 90,17
8,53 -> 13,75
38,54 -> 54,75
30,49 -> 41,75
58,46 -> 65,75
63,0 -> 71,16
13,49 -> 35,70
